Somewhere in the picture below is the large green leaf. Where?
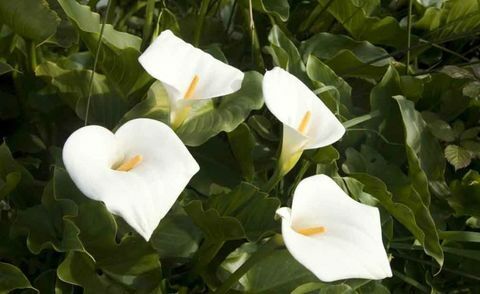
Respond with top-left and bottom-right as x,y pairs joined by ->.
206,182 -> 280,241
265,26 -> 306,80
150,213 -> 202,259
184,200 -> 245,241
0,143 -> 37,208
242,250 -> 316,293
301,32 -> 392,79
394,95 -> 446,204
0,0 -> 59,42
228,123 -> 256,181
14,179 -> 85,254
251,0 -> 290,21
305,55 -> 352,116
343,146 -> 444,266
36,60 -> 128,128
119,81 -> 170,126
176,71 -> 264,146
0,262 -> 37,293
57,0 -> 151,100
415,0 -> 480,40
316,0 -> 412,48
448,170 -> 480,218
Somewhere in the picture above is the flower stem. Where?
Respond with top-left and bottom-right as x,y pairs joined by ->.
406,0 -> 413,75
194,0 -> 211,46
27,41 -> 37,73
142,0 -> 156,49
214,236 -> 283,294
85,0 -> 112,126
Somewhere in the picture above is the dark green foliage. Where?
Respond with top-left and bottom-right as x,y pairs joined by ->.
1,0 -> 480,293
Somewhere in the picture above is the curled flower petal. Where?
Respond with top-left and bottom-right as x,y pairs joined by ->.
263,67 -> 345,150
277,175 -> 392,281
63,118 -> 199,240
138,30 -> 244,104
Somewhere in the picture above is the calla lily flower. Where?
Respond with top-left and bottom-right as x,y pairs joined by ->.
62,118 -> 199,241
138,30 -> 245,128
263,67 -> 345,177
276,175 -> 392,281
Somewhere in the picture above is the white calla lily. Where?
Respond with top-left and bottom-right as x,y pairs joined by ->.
62,118 -> 199,241
262,68 -> 345,182
277,175 -> 392,282
138,30 -> 245,128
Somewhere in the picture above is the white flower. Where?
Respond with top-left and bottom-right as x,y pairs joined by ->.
276,175 -> 392,281
263,67 -> 345,152
138,30 -> 245,128
62,118 -> 199,241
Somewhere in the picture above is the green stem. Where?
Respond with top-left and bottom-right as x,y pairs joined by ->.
84,0 -> 112,126
406,0 -> 413,75
214,236 -> 283,294
263,167 -> 282,193
287,160 -> 311,196
342,110 -> 381,129
194,0 -> 211,46
28,41 -> 37,73
193,240 -> 225,276
142,0 -> 156,49
117,2 -> 147,29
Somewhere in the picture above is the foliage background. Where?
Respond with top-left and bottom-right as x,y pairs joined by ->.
1,0 -> 480,292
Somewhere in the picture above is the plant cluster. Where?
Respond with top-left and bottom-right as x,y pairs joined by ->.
1,0 -> 480,293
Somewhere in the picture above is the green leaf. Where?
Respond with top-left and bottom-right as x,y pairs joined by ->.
228,123 -> 256,181
445,144 -> 472,170
57,0 -> 151,100
343,146 -> 444,266
265,26 -> 306,80
150,213 -> 202,259
176,71 -> 264,146
316,0 -> 411,48
206,182 -> 280,241
252,0 -> 290,21
14,179 -> 85,254
119,81 -> 170,126
0,172 -> 21,200
0,262 -> 37,293
190,137 -> 242,195
448,170 -> 480,218
421,111 -> 456,142
0,143 -> 37,208
53,168 -> 164,293
184,200 -> 245,241
420,70 -> 472,121
301,32 -> 392,79
394,95 -> 446,203
415,0 -> 480,40
0,0 -> 59,42
36,60 -> 128,128
305,55 -> 352,116
242,250 -> 316,293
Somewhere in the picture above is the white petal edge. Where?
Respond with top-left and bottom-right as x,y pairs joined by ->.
138,30 -> 244,103
63,118 -> 199,241
276,174 -> 392,281
263,67 -> 345,150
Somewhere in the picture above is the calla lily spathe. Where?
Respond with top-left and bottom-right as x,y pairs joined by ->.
138,30 -> 245,127
277,175 -> 392,281
263,67 -> 345,151
263,67 -> 345,176
63,118 -> 199,241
